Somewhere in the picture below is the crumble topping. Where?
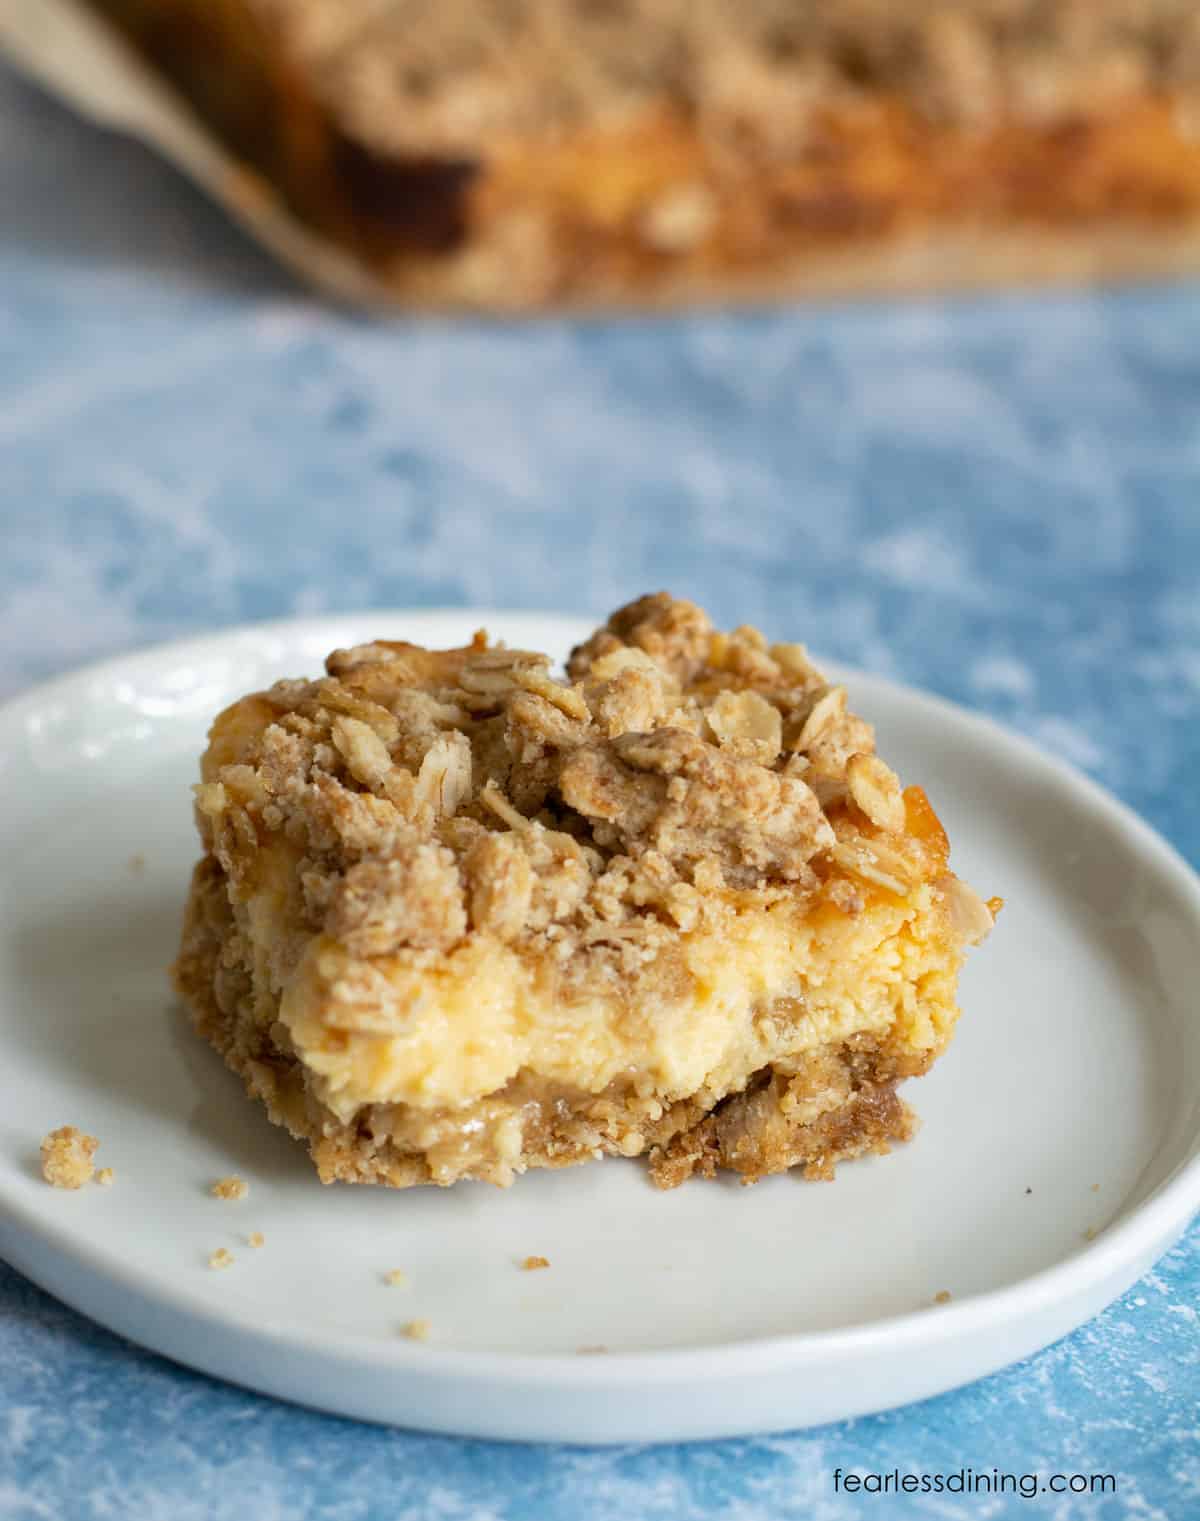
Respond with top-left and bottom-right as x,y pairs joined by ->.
251,3 -> 1200,164
328,848 -> 467,954
40,1127 -> 99,1190
194,593 -> 910,981
559,728 -> 834,885
569,592 -> 714,685
210,1175 -> 249,1200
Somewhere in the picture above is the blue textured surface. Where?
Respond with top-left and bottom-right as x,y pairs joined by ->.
1,58 -> 1198,1521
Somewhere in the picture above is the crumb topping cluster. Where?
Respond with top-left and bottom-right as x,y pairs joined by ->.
261,0 -> 1200,158
195,595 -> 945,994
210,1175 -> 249,1200
40,1127 -> 99,1190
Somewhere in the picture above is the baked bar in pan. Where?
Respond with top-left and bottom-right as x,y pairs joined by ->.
87,1 -> 1200,308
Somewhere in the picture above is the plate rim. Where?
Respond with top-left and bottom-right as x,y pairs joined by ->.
2,607 -> 1199,1393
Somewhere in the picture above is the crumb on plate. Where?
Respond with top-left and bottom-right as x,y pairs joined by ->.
933,1290 -> 952,1305
384,1269 -> 407,1286
40,1126 -> 99,1190
521,1255 -> 551,1271
210,1175 -> 248,1200
95,1167 -> 115,1187
208,1247 -> 235,1270
248,1231 -> 265,1249
402,1319 -> 430,1341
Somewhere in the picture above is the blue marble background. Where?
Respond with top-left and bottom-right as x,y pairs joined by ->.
1,56 -> 1198,1521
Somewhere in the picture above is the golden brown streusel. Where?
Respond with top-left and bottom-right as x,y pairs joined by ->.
185,594 -> 887,986
210,1175 -> 249,1201
40,1127 -> 99,1190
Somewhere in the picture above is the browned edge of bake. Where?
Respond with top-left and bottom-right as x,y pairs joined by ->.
87,0 -> 479,253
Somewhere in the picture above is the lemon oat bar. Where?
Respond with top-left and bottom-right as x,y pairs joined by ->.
174,594 -> 996,1189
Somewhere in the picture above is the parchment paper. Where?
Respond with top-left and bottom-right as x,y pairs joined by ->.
0,0 -> 394,305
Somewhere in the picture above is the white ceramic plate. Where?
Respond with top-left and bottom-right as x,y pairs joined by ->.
2,612 -> 1199,1444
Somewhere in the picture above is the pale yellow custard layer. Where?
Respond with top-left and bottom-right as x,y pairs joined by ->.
275,883 -> 955,1123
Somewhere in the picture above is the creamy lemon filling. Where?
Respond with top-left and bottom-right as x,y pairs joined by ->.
267,884 -> 954,1124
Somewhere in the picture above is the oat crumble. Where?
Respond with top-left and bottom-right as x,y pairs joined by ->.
40,1127 -> 99,1190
